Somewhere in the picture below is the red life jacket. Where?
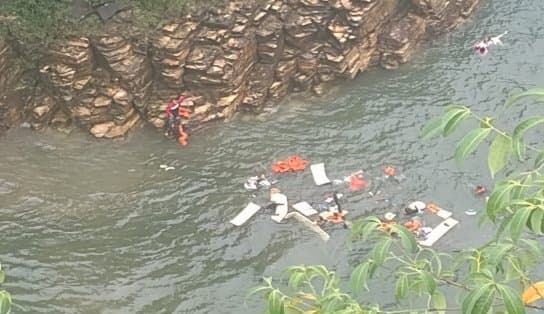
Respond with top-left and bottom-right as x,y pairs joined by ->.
165,96 -> 186,117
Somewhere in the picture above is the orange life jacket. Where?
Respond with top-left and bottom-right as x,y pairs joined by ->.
325,212 -> 345,224
271,155 -> 308,173
384,166 -> 396,176
404,219 -> 422,232
178,124 -> 188,146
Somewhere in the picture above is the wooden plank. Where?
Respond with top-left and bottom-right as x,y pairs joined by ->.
418,218 -> 458,247
310,163 -> 331,186
230,202 -> 261,226
285,212 -> 330,241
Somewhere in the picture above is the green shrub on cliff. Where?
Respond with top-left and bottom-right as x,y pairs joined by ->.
0,0 -> 226,61
251,89 -> 544,313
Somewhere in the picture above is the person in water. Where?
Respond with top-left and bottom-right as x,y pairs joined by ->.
332,191 -> 342,211
315,192 -> 349,228
474,184 -> 487,195
379,212 -> 397,233
403,201 -> 426,216
473,31 -> 507,56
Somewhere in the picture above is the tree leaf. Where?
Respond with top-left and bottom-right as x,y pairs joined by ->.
307,265 -> 330,282
420,271 -> 436,295
510,176 -> 531,201
510,207 -> 533,242
352,218 -> 381,241
268,289 -> 285,314
486,182 -> 514,222
431,291 -> 447,314
512,137 -> 526,161
505,88 -> 544,106
496,284 -> 525,314
529,208 -> 544,234
513,117 -> 544,138
443,109 -> 470,136
454,128 -> 492,163
462,283 -> 494,314
372,237 -> 392,266
488,134 -> 512,178
467,272 -> 494,285
535,151 -> 544,169
421,116 -> 444,140
350,261 -> 374,294
512,117 -> 544,161
0,269 -> 4,285
390,224 -> 417,253
320,293 -> 343,313
484,243 -> 514,268
472,285 -> 496,314
520,239 -> 544,257
246,285 -> 273,300
288,272 -> 306,292
0,290 -> 12,314
395,274 -> 409,301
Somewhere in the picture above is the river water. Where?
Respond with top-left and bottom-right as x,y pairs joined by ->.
2,1 -> 544,313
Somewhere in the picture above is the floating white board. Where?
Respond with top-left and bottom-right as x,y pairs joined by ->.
426,204 -> 452,219
418,217 -> 458,247
310,163 -> 331,186
270,193 -> 288,223
292,202 -> 318,216
435,209 -> 452,219
230,202 -> 261,226
285,212 -> 330,241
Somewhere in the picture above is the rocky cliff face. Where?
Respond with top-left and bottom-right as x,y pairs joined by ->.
0,0 -> 482,138
0,38 -> 23,134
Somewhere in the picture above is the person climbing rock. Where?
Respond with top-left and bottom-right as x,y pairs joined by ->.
165,96 -> 185,137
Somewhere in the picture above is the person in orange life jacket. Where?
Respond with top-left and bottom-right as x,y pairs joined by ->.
165,96 -> 189,137
318,192 -> 350,229
379,212 -> 397,234
404,216 -> 422,232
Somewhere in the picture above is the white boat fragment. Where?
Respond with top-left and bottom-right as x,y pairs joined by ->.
230,202 -> 261,226
418,218 -> 459,247
285,212 -> 330,241
292,202 -> 318,217
310,163 -> 331,186
270,193 -> 288,223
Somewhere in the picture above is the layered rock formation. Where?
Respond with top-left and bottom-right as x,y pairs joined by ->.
0,38 -> 23,134
0,0 -> 482,138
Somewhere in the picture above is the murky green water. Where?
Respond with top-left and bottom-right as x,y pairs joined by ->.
2,1 -> 544,313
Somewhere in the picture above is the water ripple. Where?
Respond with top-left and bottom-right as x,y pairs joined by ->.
1,1 -> 544,313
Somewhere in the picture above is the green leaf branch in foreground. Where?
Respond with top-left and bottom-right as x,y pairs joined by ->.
253,89 -> 544,314
0,263 -> 11,314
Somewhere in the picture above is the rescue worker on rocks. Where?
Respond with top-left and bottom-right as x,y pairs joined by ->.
164,95 -> 191,145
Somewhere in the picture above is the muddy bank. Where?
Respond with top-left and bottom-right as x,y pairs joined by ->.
0,0 -> 481,139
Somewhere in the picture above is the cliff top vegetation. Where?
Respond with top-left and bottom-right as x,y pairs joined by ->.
0,0 -> 229,61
